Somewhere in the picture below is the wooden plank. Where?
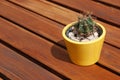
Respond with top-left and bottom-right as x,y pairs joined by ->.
8,0 -> 80,24
0,1 -> 120,73
100,0 -> 120,7
0,65 -> 21,80
50,0 -> 120,26
0,78 -> 3,80
100,43 -> 120,73
1,0 -> 119,48
0,44 -> 62,80
0,17 -> 120,80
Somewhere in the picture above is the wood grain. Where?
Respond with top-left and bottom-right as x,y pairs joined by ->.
100,0 -> 120,7
0,1 -> 120,73
10,0 -> 120,26
9,0 -> 80,24
0,65 -> 21,80
0,44 -> 62,80
51,0 -> 120,26
0,0 -> 64,45
0,17 -> 120,80
1,0 -> 119,48
0,78 -> 3,80
100,43 -> 120,73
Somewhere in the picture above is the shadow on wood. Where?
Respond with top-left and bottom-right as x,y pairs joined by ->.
51,40 -> 72,64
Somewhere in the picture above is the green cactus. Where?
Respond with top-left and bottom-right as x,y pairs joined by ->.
73,14 -> 96,37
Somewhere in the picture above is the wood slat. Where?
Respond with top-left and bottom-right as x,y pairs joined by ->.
0,65 -> 21,80
0,78 -> 3,80
50,0 -> 120,26
9,0 -> 80,24
0,16 -> 120,80
0,1 -> 120,73
0,43 -> 62,80
2,0 -> 119,48
100,43 -> 120,73
100,0 -> 120,7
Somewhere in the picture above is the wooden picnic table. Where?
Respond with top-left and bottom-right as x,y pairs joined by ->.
0,0 -> 120,80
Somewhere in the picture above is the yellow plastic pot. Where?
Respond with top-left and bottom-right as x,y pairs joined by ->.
62,22 -> 106,66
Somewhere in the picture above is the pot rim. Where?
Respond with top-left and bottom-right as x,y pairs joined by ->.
62,21 -> 106,44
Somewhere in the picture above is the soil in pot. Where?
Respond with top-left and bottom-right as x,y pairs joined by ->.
66,24 -> 103,42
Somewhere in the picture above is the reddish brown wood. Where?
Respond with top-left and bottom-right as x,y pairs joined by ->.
0,17 -> 120,80
0,1 -> 64,45
1,0 -> 119,48
0,65 -> 21,80
50,0 -> 120,26
0,1 -> 120,73
9,0 -> 80,24
0,44 -> 62,80
100,0 -> 120,7
0,78 -> 3,80
100,44 -> 120,73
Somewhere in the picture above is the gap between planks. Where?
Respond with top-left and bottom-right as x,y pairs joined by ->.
0,0 -> 120,48
0,40 -> 70,80
1,16 -> 120,76
0,43 -> 64,80
0,72 -> 11,80
0,1 -> 120,74
93,0 -> 120,9
47,0 -> 120,27
0,17 -> 120,78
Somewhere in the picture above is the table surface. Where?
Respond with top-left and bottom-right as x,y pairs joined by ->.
0,0 -> 120,80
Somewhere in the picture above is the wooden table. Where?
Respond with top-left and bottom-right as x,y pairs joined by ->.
0,0 -> 120,80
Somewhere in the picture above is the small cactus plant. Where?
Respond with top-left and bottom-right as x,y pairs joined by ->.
67,13 -> 101,42
73,14 -> 97,37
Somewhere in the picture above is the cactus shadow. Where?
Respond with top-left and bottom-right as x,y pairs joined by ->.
51,40 -> 72,63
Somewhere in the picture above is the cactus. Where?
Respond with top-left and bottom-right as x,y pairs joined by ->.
73,14 -> 97,37
66,13 -> 100,42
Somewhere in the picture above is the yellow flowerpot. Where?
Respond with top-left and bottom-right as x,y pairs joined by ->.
62,22 -> 106,66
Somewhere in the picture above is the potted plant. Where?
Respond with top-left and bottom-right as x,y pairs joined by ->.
62,13 -> 106,66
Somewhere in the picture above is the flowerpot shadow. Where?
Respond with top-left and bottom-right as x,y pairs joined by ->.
51,40 -> 72,64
